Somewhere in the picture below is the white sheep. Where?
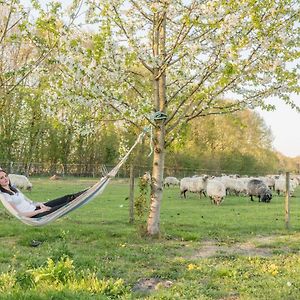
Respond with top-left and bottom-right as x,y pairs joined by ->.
8,174 -> 33,191
164,176 -> 180,188
206,179 -> 226,205
220,176 -> 247,196
259,176 -> 275,191
291,175 -> 300,185
180,175 -> 209,198
274,178 -> 295,196
291,178 -> 299,189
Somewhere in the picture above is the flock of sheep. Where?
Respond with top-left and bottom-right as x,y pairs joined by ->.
143,173 -> 300,206
7,172 -> 300,207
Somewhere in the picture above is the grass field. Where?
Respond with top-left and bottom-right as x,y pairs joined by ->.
1,177 -> 300,299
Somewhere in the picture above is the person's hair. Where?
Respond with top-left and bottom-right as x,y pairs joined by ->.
0,169 -> 18,195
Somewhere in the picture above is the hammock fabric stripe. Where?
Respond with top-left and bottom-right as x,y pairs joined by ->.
0,131 -> 145,226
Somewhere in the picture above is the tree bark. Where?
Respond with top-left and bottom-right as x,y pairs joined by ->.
147,125 -> 165,236
147,6 -> 167,236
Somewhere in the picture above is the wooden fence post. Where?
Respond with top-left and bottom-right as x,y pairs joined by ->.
129,164 -> 135,224
285,172 -> 290,229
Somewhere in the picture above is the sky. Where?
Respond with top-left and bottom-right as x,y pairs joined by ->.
257,96 -> 300,158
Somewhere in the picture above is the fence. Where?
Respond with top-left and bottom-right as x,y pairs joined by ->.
0,161 -> 152,178
0,161 -> 289,179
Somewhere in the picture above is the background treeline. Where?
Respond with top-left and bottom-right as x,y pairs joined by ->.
163,110 -> 299,177
0,4 -> 298,177
0,101 -> 298,177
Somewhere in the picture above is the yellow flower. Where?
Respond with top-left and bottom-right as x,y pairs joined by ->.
187,263 -> 198,271
268,263 -> 279,276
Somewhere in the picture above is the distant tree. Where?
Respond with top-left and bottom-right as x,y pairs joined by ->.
172,108 -> 279,175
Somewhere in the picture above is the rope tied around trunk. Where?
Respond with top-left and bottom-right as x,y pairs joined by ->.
145,111 -> 167,157
151,111 -> 167,121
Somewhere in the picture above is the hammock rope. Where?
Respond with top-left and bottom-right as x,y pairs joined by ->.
0,130 -> 146,226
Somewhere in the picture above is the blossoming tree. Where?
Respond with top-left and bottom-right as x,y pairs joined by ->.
48,0 -> 299,236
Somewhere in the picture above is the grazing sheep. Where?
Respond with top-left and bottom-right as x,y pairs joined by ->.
234,178 -> 248,195
247,179 -> 272,202
291,175 -> 300,185
206,179 -> 226,205
8,174 -> 33,191
164,176 -> 180,188
220,176 -> 247,196
180,175 -> 209,198
274,178 -> 295,196
259,176 -> 275,191
291,177 -> 299,188
228,174 -> 240,179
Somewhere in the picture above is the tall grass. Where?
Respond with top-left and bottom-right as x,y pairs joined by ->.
0,177 -> 300,299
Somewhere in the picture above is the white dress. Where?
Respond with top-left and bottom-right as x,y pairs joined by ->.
1,191 -> 36,213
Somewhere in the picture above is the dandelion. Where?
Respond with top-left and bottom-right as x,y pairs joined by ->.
268,263 -> 279,276
287,281 -> 292,287
187,264 -> 198,271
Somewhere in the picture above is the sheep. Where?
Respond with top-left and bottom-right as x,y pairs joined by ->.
291,177 -> 299,188
220,176 -> 247,196
240,177 -> 252,186
291,175 -> 300,185
8,174 -> 33,191
235,178 -> 249,195
228,174 -> 240,179
259,176 -> 275,191
180,175 -> 209,198
274,178 -> 295,196
247,179 -> 272,202
164,176 -> 180,188
206,179 -> 226,205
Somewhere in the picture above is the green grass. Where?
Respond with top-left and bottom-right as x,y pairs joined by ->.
1,177 -> 300,299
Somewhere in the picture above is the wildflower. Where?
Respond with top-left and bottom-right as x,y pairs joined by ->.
268,263 -> 279,276
187,264 -> 198,271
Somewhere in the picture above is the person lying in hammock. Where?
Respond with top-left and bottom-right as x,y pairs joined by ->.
0,169 -> 87,218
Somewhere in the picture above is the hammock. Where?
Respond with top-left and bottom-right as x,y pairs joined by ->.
0,131 -> 145,226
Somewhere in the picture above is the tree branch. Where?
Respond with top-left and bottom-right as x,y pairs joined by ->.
129,0 -> 152,22
112,4 -> 153,73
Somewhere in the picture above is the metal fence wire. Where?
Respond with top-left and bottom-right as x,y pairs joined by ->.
0,161 -> 289,179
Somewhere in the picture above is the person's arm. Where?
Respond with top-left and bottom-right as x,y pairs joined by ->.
35,202 -> 49,209
21,205 -> 51,217
3,194 -> 51,217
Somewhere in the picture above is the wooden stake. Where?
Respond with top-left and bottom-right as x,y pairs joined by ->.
129,164 -> 135,224
285,172 -> 290,229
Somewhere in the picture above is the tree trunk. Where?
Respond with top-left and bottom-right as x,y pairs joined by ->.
147,125 -> 165,236
147,6 -> 167,236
